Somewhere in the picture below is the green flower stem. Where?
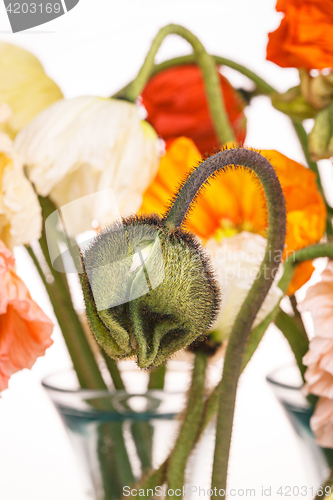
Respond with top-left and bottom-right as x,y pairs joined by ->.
151,54 -> 277,95
121,353 -> 208,500
131,421 -> 154,473
164,148 -> 286,236
166,351 -> 208,498
28,240 -> 106,390
204,261 -> 294,439
117,48 -> 333,224
275,309 -> 309,380
242,306 -> 280,371
97,423 -> 135,500
148,365 -> 166,390
164,148 -> 286,494
242,259 -> 295,370
115,50 -> 332,222
293,121 -> 322,185
37,195 -> 127,391
30,197 -> 136,495
113,54 -> 276,100
29,240 -> 135,494
292,243 -> 333,262
28,196 -> 107,390
123,24 -> 235,145
121,461 -> 168,500
292,121 -> 333,236
101,352 -> 126,390
165,149 -> 286,492
199,264 -> 294,459
290,294 -> 309,341
119,247 -> 319,500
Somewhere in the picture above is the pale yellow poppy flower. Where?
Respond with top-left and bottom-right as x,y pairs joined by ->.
0,42 -> 63,138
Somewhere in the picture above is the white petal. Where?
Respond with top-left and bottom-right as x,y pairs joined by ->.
0,132 -> 42,247
206,232 -> 283,340
15,96 -> 159,236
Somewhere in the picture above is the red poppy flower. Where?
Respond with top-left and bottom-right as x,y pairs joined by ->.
141,64 -> 247,155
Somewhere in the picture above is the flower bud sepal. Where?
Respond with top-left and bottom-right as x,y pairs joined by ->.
80,214 -> 220,369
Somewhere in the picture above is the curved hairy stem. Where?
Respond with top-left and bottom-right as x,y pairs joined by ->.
113,54 -> 276,100
164,147 -> 286,493
241,259 -> 295,369
150,54 -> 277,95
123,24 -> 235,144
120,254 -> 294,500
165,147 -> 286,239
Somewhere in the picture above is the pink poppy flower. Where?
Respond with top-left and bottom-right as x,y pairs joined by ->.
298,260 -> 333,447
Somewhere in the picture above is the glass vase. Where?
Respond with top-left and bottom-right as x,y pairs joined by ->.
266,365 -> 331,489
42,364 -> 216,500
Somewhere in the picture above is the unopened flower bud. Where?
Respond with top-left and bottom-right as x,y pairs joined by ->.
81,214 -> 220,369
271,86 -> 316,121
300,69 -> 333,110
309,102 -> 333,160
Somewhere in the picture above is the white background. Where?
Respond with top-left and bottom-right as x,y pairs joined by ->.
0,1 -> 333,499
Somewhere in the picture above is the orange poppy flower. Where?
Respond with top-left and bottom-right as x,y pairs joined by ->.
267,0 -> 333,70
141,65 -> 247,155
0,240 -> 53,391
140,137 -> 327,294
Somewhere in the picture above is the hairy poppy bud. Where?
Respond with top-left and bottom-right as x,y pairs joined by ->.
309,102 -> 333,160
271,86 -> 316,121
80,214 -> 220,369
300,70 -> 333,110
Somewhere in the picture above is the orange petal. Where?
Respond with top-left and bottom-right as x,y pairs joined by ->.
287,261 -> 315,296
141,141 -> 326,294
266,1 -> 333,70
0,240 -> 53,391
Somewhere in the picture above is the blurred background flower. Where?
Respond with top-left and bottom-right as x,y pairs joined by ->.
15,96 -> 160,235
0,240 -> 53,392
206,231 -> 283,341
299,260 -> 333,447
141,64 -> 247,155
0,42 -> 62,138
266,0 -> 333,70
140,137 -> 326,295
0,104 -> 42,249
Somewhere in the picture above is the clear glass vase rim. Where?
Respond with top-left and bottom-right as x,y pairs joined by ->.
41,368 -> 185,397
266,364 -> 303,391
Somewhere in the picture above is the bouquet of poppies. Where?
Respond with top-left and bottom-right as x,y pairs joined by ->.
1,1 -> 333,498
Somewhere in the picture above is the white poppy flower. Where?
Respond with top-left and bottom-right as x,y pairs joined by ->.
206,231 -> 284,341
0,129 -> 42,248
15,96 -> 160,236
